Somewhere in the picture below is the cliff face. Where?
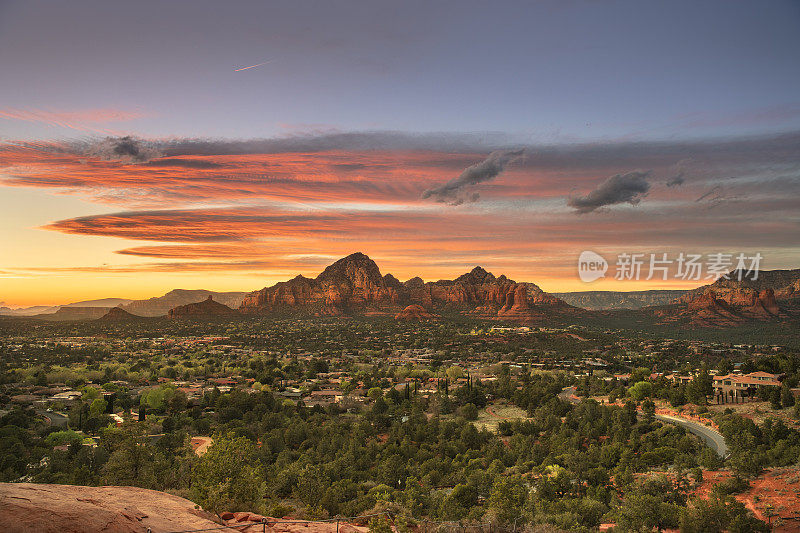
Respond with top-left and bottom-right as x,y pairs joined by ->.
167,295 -> 239,319
240,253 -> 399,316
677,269 -> 800,304
658,269 -> 794,326
240,253 -> 572,322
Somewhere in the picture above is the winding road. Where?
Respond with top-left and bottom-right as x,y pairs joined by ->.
559,386 -> 729,458
653,413 -> 728,458
35,409 -> 69,428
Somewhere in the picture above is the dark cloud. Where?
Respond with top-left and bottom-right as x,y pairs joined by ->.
568,171 -> 651,214
85,136 -> 162,163
422,149 -> 524,205
3,130 -> 799,212
160,131 -> 517,156
694,184 -> 743,208
666,173 -> 685,187
695,185 -> 723,202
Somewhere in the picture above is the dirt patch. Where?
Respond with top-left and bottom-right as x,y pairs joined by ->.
191,436 -> 213,456
693,468 -> 800,531
473,401 -> 530,432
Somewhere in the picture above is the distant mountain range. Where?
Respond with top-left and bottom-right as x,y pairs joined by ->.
120,289 -> 246,317
3,255 -> 798,328
553,290 -> 688,310
0,297 -> 133,317
1,290 -> 247,320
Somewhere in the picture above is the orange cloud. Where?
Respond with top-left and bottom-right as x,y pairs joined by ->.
2,131 -> 799,290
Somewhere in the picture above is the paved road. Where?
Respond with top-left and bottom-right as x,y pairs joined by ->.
558,386 -> 729,458
653,413 -> 729,458
35,409 -> 69,428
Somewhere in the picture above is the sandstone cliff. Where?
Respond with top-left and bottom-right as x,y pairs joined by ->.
240,253 -> 572,322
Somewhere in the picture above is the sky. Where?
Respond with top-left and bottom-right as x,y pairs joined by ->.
1,0 -> 799,306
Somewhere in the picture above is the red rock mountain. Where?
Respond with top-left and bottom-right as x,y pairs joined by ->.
240,252 -> 573,321
168,295 -> 240,319
660,269 -> 798,326
240,253 -> 399,316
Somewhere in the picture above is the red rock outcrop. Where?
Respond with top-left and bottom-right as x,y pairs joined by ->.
776,279 -> 800,300
395,304 -> 437,321
168,295 -> 240,319
0,483 -> 226,533
745,289 -> 780,317
97,306 -> 143,321
0,483 -> 370,533
664,286 -> 787,327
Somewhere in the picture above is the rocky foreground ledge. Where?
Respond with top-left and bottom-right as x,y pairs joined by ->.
0,483 -> 225,532
0,483 -> 373,533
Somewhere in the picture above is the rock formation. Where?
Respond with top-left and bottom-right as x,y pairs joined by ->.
658,269 -> 796,326
240,253 -> 573,322
97,306 -> 143,321
167,295 -> 240,319
395,304 -> 437,321
240,253 -> 399,316
122,289 -> 247,317
0,483 -> 224,533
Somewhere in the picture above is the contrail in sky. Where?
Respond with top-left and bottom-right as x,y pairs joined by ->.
234,60 -> 273,72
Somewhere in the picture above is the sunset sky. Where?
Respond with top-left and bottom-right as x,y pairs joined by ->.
2,0 -> 800,307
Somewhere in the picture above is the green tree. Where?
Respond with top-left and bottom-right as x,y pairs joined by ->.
368,517 -> 393,533
616,491 -> 679,532
89,398 -> 108,418
680,494 -> 768,533
101,423 -> 161,488
629,381 -> 653,402
488,475 -> 527,524
446,365 -> 465,381
191,433 -> 265,515
770,387 -> 782,410
781,383 -> 795,408
459,403 -> 479,421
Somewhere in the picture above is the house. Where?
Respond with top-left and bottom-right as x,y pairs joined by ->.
712,371 -> 781,399
49,390 -> 83,403
308,389 -> 341,403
